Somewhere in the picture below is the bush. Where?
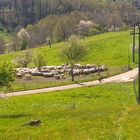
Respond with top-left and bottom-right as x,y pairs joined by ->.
13,50 -> 32,67
0,62 -> 15,90
33,53 -> 46,70
0,38 -> 5,54
59,35 -> 88,81
15,28 -> 31,51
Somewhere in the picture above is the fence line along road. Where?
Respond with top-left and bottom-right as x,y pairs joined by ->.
0,68 -> 138,97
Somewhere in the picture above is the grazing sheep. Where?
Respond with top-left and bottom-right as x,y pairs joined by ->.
25,74 -> 32,80
43,72 -> 54,78
54,75 -> 61,80
16,72 -> 24,78
83,69 -> 90,75
61,74 -> 65,79
73,69 -> 82,76
15,64 -> 108,79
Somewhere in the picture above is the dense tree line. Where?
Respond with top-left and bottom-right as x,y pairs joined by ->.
0,0 -> 138,31
133,0 -> 140,9
23,10 -> 124,48
0,0 -> 140,53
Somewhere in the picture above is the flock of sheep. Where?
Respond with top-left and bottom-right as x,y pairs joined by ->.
16,64 -> 108,80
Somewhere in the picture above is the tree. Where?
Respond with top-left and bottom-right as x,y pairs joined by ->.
0,0 -> 137,30
26,16 -> 58,47
0,38 -> 5,54
15,28 -> 30,50
59,35 -> 87,81
0,62 -> 15,90
76,20 -> 94,36
13,50 -> 32,67
33,53 -> 46,71
106,12 -> 124,32
53,15 -> 76,42
2,0 -> 5,23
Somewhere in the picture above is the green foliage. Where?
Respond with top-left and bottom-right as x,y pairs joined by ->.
15,28 -> 31,51
15,1 -> 136,47
60,35 -> 88,81
0,31 -> 12,43
20,40 -> 28,50
26,12 -> 91,46
0,62 -> 14,89
13,50 -> 32,68
60,36 -> 88,65
0,31 -> 136,67
53,15 -> 76,42
0,0 -> 136,30
0,38 -> 5,54
33,53 -> 47,70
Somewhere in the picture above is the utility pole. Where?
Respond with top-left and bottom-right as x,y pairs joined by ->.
138,26 -> 140,103
133,26 -> 136,63
128,47 -> 131,70
129,13 -> 140,104
131,26 -> 140,104
130,14 -> 136,63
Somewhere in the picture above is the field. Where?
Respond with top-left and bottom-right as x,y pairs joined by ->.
0,31 -> 138,92
0,31 -> 137,67
0,1 -> 139,140
3,67 -> 124,92
0,31 -> 139,140
0,82 -> 139,140
0,31 -> 12,43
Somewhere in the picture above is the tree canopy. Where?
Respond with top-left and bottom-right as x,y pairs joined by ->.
0,0 -> 138,31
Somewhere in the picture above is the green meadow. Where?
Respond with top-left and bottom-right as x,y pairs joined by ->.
0,31 -> 12,43
0,31 -> 139,140
0,82 -> 139,140
0,31 -> 137,67
0,31 -> 138,92
0,1 -> 139,140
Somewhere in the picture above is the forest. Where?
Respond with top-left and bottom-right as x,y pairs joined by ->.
0,0 -> 139,30
0,0 -> 139,52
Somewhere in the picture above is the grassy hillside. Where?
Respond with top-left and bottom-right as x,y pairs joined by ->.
0,82 -> 139,140
0,31 -> 136,67
0,31 -> 12,43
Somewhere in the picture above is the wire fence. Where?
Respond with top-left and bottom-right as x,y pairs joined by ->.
1,66 -> 132,93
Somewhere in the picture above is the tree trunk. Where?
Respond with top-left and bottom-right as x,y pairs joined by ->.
71,66 -> 74,82
2,0 -> 5,23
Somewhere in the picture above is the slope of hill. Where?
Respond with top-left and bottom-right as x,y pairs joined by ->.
0,31 -> 135,68
0,31 -> 12,43
0,82 -> 139,140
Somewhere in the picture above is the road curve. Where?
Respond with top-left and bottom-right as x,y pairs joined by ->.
1,68 -> 138,97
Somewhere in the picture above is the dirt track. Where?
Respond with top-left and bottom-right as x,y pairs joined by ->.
1,68 -> 138,97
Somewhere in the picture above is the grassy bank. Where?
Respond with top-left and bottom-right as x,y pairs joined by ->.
0,31 -> 12,43
0,83 -> 139,140
0,31 -> 136,67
